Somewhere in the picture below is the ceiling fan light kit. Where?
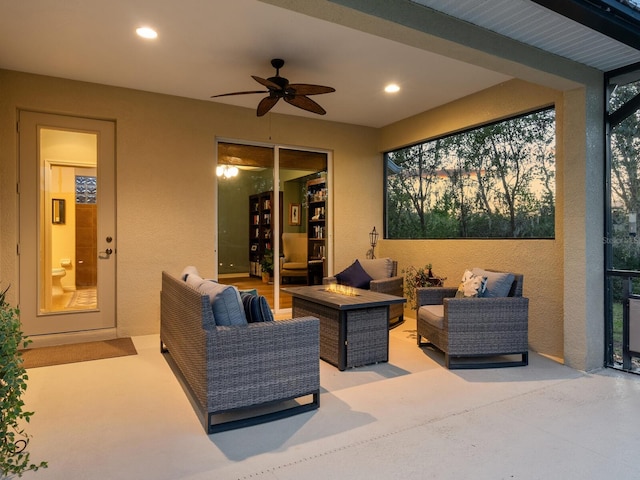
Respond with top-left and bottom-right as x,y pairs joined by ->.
211,58 -> 335,116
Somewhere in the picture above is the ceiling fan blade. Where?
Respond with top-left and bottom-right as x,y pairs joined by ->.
288,84 -> 335,96
252,75 -> 282,91
214,60 -> 334,116
210,90 -> 268,98
284,95 -> 327,115
257,96 -> 280,116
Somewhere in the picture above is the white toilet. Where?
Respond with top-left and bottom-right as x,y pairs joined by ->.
52,267 -> 66,296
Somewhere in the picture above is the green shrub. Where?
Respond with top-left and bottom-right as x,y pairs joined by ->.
0,285 -> 47,478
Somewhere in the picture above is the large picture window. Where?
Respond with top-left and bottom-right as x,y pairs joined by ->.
385,108 -> 556,239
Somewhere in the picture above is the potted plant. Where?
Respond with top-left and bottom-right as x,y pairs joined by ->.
260,248 -> 274,283
0,285 -> 47,477
402,263 -> 446,309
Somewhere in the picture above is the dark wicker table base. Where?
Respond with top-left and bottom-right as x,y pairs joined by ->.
291,296 -> 390,370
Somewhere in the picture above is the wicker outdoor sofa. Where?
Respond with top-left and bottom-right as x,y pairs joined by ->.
416,269 -> 529,369
160,270 -> 320,433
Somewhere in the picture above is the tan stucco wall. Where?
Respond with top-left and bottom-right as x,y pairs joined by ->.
0,67 -> 604,369
377,79 -> 565,359
376,77 -> 605,370
0,69 -> 379,337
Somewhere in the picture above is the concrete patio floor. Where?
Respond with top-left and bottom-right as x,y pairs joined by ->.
18,316 -> 640,479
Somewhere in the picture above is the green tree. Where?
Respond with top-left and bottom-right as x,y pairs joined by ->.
386,142 -> 442,237
610,81 -> 640,270
386,108 -> 555,239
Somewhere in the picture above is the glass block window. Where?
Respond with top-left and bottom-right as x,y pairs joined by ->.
76,175 -> 97,204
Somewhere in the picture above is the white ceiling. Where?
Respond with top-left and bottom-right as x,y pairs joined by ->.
0,0 -> 637,128
413,0 -> 640,71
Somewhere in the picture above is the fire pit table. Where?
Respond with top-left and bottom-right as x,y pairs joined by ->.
283,285 -> 406,370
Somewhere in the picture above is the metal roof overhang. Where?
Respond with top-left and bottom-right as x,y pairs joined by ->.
531,0 -> 640,51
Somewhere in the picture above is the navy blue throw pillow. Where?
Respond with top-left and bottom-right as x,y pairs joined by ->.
335,259 -> 372,289
257,296 -> 274,322
240,292 -> 274,323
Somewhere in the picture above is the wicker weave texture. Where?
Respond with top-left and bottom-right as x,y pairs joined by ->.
161,272 -> 210,410
206,318 -> 319,412
161,271 -> 320,420
345,306 -> 388,367
416,287 -> 458,310
370,275 -> 404,321
293,297 -> 388,369
293,298 -> 340,367
443,297 -> 528,355
416,272 -> 528,365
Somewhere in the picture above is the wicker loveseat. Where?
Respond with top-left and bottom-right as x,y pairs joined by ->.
416,269 -> 529,369
160,270 -> 320,433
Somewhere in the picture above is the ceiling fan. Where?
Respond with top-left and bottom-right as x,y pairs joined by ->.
211,58 -> 335,117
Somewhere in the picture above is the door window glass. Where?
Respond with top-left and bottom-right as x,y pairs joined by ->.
41,129 -> 98,313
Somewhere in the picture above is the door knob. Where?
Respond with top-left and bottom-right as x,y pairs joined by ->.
105,248 -> 113,255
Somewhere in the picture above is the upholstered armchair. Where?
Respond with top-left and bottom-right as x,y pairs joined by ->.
324,257 -> 405,328
416,269 -> 528,369
280,232 -> 308,282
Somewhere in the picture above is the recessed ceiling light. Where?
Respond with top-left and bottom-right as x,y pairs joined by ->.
385,84 -> 400,93
136,27 -> 158,39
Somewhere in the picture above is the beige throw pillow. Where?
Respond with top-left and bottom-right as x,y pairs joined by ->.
456,269 -> 487,298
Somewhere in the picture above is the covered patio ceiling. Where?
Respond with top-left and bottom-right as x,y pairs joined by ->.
1,0 -> 639,127
410,0 -> 640,72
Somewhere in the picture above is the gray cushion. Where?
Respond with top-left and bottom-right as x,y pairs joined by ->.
418,305 -> 444,329
472,268 -> 514,297
187,275 -> 247,326
359,257 -> 393,280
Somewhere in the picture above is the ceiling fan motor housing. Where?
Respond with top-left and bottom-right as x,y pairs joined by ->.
267,76 -> 289,91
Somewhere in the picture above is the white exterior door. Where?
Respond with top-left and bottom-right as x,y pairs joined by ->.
19,111 -> 116,337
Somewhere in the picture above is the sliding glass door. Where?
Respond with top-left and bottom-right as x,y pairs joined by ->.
216,140 -> 329,313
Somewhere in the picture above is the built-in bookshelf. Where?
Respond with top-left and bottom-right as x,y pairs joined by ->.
249,191 -> 282,277
306,178 -> 326,284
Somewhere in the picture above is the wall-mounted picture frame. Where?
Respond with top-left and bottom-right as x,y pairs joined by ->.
52,198 -> 66,224
289,203 -> 301,226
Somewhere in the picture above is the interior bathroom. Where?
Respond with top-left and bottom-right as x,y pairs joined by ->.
47,165 -> 77,310
41,128 -> 97,312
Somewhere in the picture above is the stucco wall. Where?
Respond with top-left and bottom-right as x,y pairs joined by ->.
0,69 -> 604,368
378,79 -> 565,359
0,69 -> 379,337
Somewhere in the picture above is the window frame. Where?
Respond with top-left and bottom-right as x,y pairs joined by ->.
383,106 -> 556,240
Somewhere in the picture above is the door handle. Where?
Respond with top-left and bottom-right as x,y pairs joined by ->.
98,248 -> 113,259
